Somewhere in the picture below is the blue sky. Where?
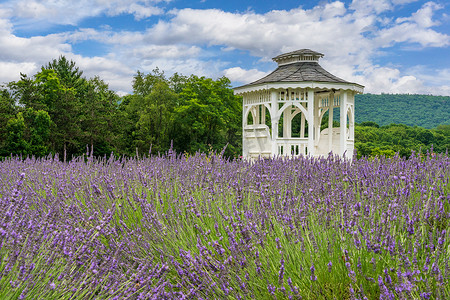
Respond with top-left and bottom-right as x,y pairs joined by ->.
0,0 -> 449,95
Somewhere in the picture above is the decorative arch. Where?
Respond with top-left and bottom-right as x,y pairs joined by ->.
243,106 -> 255,126
243,104 -> 273,128
318,107 -> 329,127
276,102 -> 308,120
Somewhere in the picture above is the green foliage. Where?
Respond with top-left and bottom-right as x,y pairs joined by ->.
3,57 -> 124,159
3,109 -> 51,157
126,69 -> 178,154
122,71 -> 242,157
1,56 -> 448,160
0,88 -> 16,152
7,73 -> 42,110
172,75 -> 241,156
355,94 -> 449,128
80,76 -> 123,156
4,112 -> 28,155
44,55 -> 84,90
355,123 -> 450,158
359,121 -> 379,128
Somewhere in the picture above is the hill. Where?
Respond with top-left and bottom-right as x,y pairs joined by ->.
355,94 -> 449,128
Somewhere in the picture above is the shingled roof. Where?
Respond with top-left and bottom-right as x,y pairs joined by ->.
239,49 -> 352,87
248,61 -> 350,85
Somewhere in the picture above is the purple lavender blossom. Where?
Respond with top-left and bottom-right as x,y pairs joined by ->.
0,151 -> 447,298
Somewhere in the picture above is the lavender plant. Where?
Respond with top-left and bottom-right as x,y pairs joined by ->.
0,150 -> 448,299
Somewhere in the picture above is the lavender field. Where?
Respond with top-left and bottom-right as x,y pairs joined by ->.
0,151 -> 449,299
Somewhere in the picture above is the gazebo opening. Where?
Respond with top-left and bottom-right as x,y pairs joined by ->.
234,49 -> 364,159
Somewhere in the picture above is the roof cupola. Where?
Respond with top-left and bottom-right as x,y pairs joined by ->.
273,49 -> 324,66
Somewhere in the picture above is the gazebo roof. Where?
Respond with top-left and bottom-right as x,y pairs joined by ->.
248,61 -> 349,85
234,49 -> 364,93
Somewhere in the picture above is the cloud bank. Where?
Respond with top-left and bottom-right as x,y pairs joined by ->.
0,0 -> 449,95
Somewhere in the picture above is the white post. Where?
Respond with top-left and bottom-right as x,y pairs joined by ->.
307,89 -> 315,156
328,94 -> 334,153
314,92 -> 320,149
300,103 -> 306,138
254,105 -> 260,125
348,93 -> 355,158
242,97 -> 247,157
271,91 -> 279,156
283,105 -> 291,138
261,105 -> 266,125
340,91 -> 348,156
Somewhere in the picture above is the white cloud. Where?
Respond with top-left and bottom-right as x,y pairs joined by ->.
138,57 -> 227,79
0,62 -> 38,84
0,16 -> 72,67
349,0 -> 421,16
350,0 -> 393,15
2,0 -> 167,26
396,2 -> 441,27
375,22 -> 450,47
107,2 -> 164,20
352,65 -> 450,96
145,6 -> 373,61
223,67 -> 269,84
67,54 -> 135,92
0,33 -> 71,62
130,45 -> 201,59
0,1 -> 449,96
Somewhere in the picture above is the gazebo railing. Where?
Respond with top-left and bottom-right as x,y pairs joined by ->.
276,138 -> 308,156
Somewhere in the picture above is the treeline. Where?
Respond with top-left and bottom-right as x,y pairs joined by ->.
0,57 -> 241,159
355,93 -> 449,128
0,56 -> 448,159
355,122 -> 449,158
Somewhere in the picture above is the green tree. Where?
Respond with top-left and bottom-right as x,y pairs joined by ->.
24,109 -> 52,156
44,56 -> 85,91
355,94 -> 449,128
8,73 -> 43,110
359,121 -> 379,128
4,109 -> 51,157
80,76 -> 123,156
172,75 -> 241,156
0,88 -> 16,154
4,113 -> 28,155
124,69 -> 178,155
34,68 -> 82,159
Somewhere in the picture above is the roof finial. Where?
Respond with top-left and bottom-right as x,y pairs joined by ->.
273,49 -> 324,66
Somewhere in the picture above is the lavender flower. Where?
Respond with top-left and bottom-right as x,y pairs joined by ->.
310,263 -> 317,281
0,150 -> 448,299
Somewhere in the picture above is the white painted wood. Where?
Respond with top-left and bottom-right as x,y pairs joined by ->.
340,91 -> 348,156
307,89 -> 315,156
328,93 -> 334,153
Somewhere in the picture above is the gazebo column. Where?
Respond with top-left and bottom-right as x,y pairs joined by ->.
300,103 -> 306,138
340,91 -> 348,156
261,105 -> 266,125
253,106 -> 260,125
283,105 -> 292,138
307,89 -> 315,156
314,92 -> 320,151
242,99 -> 248,157
271,91 -> 279,156
328,93 -> 334,153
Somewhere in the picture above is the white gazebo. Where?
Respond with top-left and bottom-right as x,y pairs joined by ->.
234,49 -> 364,159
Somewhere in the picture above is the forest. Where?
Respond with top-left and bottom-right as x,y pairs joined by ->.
0,56 -> 449,159
355,93 -> 449,128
